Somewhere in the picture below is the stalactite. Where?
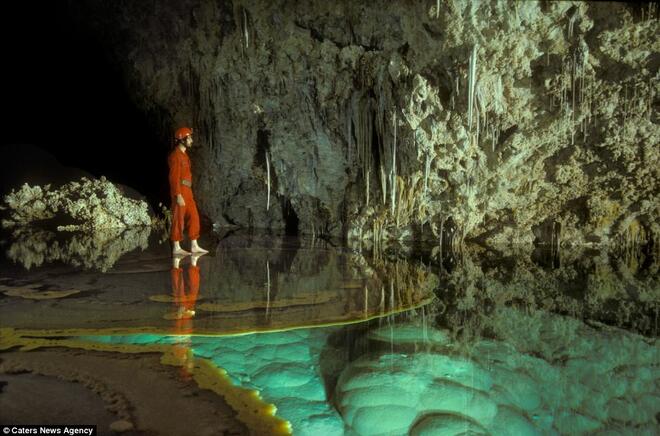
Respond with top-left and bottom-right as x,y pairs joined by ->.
352,93 -> 376,186
243,8 -> 249,49
483,107 -> 488,141
265,260 -> 270,316
380,164 -> 387,206
568,8 -> 578,40
423,153 -> 431,196
559,66 -> 565,109
491,125 -> 496,153
347,103 -> 352,163
648,76 -> 654,121
570,52 -> 576,145
439,218 -> 444,258
266,150 -> 271,211
468,45 -> 478,135
391,112 -> 397,217
580,55 -> 585,107
556,222 -> 562,248
475,106 -> 480,147
623,84 -> 628,126
379,286 -> 385,316
366,169 -> 370,207
395,177 -> 401,228
466,175 -> 471,199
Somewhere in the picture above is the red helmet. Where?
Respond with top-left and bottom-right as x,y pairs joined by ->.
174,127 -> 193,140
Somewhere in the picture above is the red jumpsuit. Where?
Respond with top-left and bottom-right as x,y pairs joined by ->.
168,147 -> 200,242
171,264 -> 200,379
171,264 -> 200,317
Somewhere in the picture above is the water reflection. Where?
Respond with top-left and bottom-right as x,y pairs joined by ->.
0,233 -> 436,333
2,226 -> 151,271
427,243 -> 659,336
189,234 -> 437,331
169,254 -> 204,380
2,233 -> 657,435
331,307 -> 659,435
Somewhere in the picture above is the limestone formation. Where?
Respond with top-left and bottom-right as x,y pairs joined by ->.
68,1 -> 658,249
1,177 -> 151,231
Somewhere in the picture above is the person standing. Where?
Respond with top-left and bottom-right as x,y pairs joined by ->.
168,126 -> 208,256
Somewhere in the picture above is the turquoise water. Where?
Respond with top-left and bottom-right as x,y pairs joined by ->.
84,305 -> 658,435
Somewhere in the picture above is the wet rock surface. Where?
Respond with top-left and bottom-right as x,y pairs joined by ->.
0,349 -> 246,435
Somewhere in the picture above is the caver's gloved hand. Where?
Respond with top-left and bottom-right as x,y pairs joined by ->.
177,194 -> 185,207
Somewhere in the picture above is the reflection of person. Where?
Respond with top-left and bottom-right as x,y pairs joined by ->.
168,126 -> 208,256
171,253 -> 204,379
171,254 -> 201,319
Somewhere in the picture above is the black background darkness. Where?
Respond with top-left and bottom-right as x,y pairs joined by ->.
1,1 -> 168,209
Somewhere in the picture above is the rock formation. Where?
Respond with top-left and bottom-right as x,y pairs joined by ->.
69,1 -> 658,249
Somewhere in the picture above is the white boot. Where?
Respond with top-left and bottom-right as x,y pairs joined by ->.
173,240 -> 191,256
191,240 -> 209,254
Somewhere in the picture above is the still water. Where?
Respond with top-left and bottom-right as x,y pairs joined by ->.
1,228 -> 658,435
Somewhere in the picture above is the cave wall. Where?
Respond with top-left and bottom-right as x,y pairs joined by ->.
71,0 -> 659,246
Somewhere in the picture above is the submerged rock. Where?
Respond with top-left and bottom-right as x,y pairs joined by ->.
335,310 -> 659,435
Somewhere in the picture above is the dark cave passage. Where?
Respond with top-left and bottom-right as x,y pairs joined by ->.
1,0 -> 165,209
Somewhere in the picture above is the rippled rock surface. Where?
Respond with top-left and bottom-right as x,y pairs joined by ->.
336,310 -> 658,435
